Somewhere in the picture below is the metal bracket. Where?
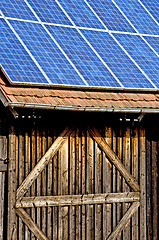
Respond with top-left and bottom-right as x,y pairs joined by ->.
9,107 -> 19,119
137,112 -> 145,122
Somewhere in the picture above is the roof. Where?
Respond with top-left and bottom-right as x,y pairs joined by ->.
1,75 -> 159,114
0,1 -> 159,90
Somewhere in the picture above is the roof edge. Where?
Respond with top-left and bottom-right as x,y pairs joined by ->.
7,102 -> 159,114
1,67 -> 159,94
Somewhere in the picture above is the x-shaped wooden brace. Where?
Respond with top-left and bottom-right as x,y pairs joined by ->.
15,127 -> 140,240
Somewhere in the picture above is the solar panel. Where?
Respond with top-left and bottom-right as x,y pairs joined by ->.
46,25 -> 120,87
114,0 -> 159,35
113,33 -> 159,88
9,20 -> 86,86
57,0 -> 105,29
86,0 -> 136,33
144,36 -> 159,55
0,0 -> 159,90
81,29 -> 154,89
0,0 -> 37,21
27,0 -> 73,25
141,0 -> 159,23
0,18 -> 48,84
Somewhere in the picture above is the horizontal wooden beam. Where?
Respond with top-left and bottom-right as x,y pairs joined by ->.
16,208 -> 48,240
107,201 -> 140,240
88,127 -> 140,192
16,192 -> 140,208
16,127 -> 73,200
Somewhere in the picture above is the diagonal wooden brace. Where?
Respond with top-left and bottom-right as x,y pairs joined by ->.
16,127 -> 73,200
16,208 -> 48,240
88,127 -> 140,192
106,201 -> 140,240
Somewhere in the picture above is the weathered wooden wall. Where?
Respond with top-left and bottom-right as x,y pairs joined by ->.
0,105 -> 8,240
7,113 -> 145,240
0,109 -> 158,240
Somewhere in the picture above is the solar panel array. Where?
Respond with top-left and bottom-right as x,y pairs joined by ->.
0,0 -> 159,89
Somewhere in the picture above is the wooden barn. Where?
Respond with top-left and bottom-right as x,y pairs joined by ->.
0,73 -> 159,240
0,1 -> 159,240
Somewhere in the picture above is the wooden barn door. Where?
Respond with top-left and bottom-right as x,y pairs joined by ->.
8,124 -> 146,239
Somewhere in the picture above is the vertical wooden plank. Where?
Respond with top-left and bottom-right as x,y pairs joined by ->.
41,128 -> 47,236
7,125 -> 17,240
95,141 -> 102,240
0,118 -> 7,240
81,130 -> 86,240
86,131 -> 94,240
47,129 -> 53,239
24,130 -> 31,239
132,127 -> 139,240
112,128 -> 117,233
75,129 -> 81,240
15,134 -> 19,240
61,139 -> 69,240
36,128 -> 41,230
18,131 -> 24,240
122,126 -> 131,240
146,139 -> 152,240
116,126 -> 122,240
31,126 -> 36,240
53,129 -> 58,240
0,172 -> 5,240
103,126 -> 112,239
58,133 -> 62,240
151,140 -> 158,240
78,129 -> 82,240
69,130 -> 76,240
139,127 -> 147,240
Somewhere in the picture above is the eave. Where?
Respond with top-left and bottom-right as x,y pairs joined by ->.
1,75 -> 159,114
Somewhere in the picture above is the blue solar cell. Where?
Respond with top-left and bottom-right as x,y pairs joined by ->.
141,0 -> 159,23
113,33 -> 159,88
114,0 -> 159,35
46,25 -> 121,88
57,0 -> 105,29
86,0 -> 136,33
0,0 -> 37,21
0,18 -> 48,84
1,1 -> 158,90
9,20 -> 86,86
81,29 -> 153,89
27,0 -> 72,25
144,36 -> 159,55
